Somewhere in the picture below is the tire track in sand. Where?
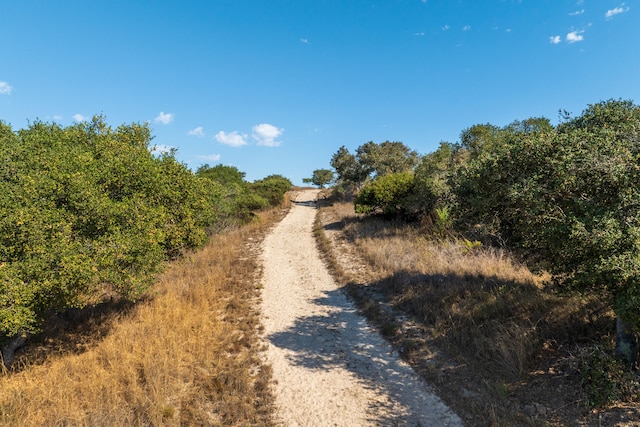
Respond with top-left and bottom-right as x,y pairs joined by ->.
260,189 -> 463,426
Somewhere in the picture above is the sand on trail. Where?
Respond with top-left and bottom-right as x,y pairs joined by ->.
259,189 -> 463,427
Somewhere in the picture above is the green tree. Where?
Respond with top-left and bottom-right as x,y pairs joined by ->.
0,116 -> 223,364
456,100 -> 640,364
356,140 -> 419,177
250,174 -> 292,207
409,142 -> 459,219
330,142 -> 418,200
196,164 -> 268,226
330,146 -> 369,185
455,123 -> 500,164
306,169 -> 334,188
196,164 -> 246,186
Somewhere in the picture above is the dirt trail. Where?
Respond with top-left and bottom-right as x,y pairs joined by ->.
260,189 -> 462,426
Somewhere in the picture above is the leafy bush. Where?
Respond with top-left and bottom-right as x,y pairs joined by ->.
197,167 -> 293,227
250,174 -> 292,207
196,164 -> 246,186
354,172 -> 415,216
457,101 -> 640,321
0,117 -> 223,347
196,165 -> 266,226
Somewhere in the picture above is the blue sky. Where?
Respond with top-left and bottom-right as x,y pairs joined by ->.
1,1 -> 638,184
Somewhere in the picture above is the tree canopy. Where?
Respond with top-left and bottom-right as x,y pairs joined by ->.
304,169 -> 335,188
454,100 -> 640,362
196,164 -> 246,186
0,117 -> 292,361
323,99 -> 640,363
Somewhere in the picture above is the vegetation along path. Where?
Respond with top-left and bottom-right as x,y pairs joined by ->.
259,189 -> 462,426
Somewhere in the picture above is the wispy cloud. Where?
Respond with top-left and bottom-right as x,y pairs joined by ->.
215,130 -> 248,147
154,112 -> 174,125
73,114 -> 86,122
252,123 -> 283,147
549,35 -> 562,44
197,154 -> 221,162
462,25 -> 471,31
0,81 -> 13,95
569,9 -> 585,16
441,24 -> 450,31
605,3 -> 630,18
566,30 -> 584,43
414,31 -> 425,36
300,38 -> 309,43
187,126 -> 205,137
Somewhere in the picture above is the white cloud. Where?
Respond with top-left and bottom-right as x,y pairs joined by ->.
605,4 -> 630,18
0,81 -> 12,95
215,130 -> 248,147
154,112 -> 174,125
150,144 -> 174,155
252,123 -> 283,147
187,126 -> 205,137
566,30 -> 584,43
462,25 -> 471,31
73,114 -> 86,122
442,24 -> 450,31
197,154 -> 221,162
569,9 -> 585,16
300,38 -> 309,43
550,35 -> 562,44
414,32 -> 425,36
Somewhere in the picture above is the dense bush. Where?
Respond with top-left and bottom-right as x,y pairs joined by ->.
0,118 -> 202,341
329,99 -> 640,366
250,174 -> 292,207
196,164 -> 268,226
0,117 -> 291,354
354,172 -> 415,216
456,100 -> 640,324
330,141 -> 419,200
451,100 -> 640,365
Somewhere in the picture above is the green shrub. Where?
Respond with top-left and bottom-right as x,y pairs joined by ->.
250,174 -> 292,207
0,117 -> 218,344
354,172 -> 415,216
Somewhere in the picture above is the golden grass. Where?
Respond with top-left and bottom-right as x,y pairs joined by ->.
0,205 -> 288,426
330,202 -> 616,371
317,200 -> 619,424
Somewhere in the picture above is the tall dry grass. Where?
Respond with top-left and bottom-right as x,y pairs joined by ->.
0,206 -> 287,426
317,201 -> 618,424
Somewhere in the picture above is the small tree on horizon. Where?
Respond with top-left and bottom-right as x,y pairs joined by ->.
305,169 -> 334,188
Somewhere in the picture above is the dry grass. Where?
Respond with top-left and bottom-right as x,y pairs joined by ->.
317,200 -> 621,426
0,203 -> 290,426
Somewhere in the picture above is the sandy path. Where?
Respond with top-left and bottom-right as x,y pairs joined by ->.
260,189 -> 463,427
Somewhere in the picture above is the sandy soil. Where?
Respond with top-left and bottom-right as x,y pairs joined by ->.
259,189 -> 463,426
